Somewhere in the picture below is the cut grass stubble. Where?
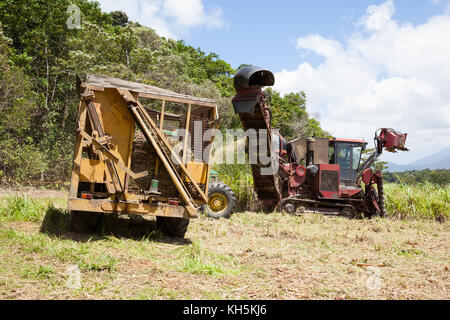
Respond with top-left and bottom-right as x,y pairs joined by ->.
0,185 -> 448,299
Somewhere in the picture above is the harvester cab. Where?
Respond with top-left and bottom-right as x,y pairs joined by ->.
328,138 -> 367,187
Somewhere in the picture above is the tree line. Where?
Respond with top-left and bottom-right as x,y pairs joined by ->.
383,169 -> 450,186
0,0 -> 327,183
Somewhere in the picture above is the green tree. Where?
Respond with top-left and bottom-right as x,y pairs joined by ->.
384,169 -> 450,185
0,27 -> 45,180
110,11 -> 128,27
264,88 -> 327,139
0,0 -> 329,183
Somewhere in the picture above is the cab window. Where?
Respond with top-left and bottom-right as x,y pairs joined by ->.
352,146 -> 362,170
336,144 -> 351,169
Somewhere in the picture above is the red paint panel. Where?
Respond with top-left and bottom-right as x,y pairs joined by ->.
316,164 -> 340,198
340,188 -> 362,197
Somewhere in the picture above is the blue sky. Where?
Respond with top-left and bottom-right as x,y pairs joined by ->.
97,0 -> 450,165
181,0 -> 446,72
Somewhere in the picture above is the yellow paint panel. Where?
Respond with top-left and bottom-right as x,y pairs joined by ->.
183,162 -> 208,184
92,88 -> 135,185
80,159 -> 106,183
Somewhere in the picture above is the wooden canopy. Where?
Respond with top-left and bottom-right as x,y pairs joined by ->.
84,74 -> 218,117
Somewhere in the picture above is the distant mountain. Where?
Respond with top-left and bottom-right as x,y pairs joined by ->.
387,147 -> 450,172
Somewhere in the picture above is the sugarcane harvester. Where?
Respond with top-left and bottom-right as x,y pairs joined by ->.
232,66 -> 408,217
68,75 -> 220,237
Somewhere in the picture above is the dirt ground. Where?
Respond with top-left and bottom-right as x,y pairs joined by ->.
0,190 -> 448,300
0,186 -> 68,199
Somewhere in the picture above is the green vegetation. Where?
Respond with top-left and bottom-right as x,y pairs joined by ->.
0,194 -> 45,222
177,241 -> 228,276
78,253 -> 118,272
384,183 -> 449,221
213,164 -> 256,211
384,169 -> 450,186
0,0 -> 325,182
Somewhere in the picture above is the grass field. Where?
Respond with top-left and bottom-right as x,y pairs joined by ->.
216,164 -> 450,220
0,187 -> 448,300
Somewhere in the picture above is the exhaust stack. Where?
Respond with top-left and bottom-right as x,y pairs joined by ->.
306,138 -> 316,166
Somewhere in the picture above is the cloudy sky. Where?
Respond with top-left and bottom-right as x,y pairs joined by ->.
96,0 -> 450,165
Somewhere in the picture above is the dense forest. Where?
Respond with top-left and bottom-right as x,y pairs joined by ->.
0,0 -> 327,183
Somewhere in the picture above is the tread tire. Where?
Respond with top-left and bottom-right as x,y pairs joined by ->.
206,182 -> 237,219
156,216 -> 189,238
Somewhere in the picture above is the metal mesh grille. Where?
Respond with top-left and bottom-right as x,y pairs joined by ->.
320,170 -> 339,192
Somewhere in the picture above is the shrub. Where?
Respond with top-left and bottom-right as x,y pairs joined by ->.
384,182 -> 449,221
0,194 -> 44,222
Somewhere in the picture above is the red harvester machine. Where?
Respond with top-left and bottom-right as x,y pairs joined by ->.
232,66 -> 408,218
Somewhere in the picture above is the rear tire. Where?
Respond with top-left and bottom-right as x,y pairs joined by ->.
206,182 -> 237,219
156,216 -> 189,238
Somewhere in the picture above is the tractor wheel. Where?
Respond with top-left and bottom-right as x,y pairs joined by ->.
281,202 -> 296,214
206,182 -> 237,219
156,217 -> 190,238
281,200 -> 302,215
340,207 -> 356,219
69,211 -> 101,233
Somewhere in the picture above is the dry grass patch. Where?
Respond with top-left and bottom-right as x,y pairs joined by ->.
0,192 -> 448,300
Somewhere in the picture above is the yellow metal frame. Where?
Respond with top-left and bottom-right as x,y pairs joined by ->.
68,75 -> 218,220
68,198 -> 189,218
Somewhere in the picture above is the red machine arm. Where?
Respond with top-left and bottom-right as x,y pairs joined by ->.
358,128 -> 408,181
357,128 -> 408,217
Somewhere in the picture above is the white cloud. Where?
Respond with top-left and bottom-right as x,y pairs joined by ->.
163,0 -> 224,29
296,34 -> 343,58
96,0 -> 226,39
274,1 -> 450,164
359,0 -> 396,31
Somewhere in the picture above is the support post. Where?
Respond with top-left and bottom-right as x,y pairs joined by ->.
183,104 -> 192,164
154,100 -> 166,177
